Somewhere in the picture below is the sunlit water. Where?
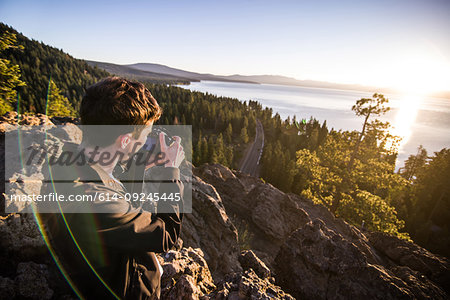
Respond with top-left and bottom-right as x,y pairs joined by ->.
179,80 -> 450,169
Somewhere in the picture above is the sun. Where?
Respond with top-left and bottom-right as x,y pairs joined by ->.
392,48 -> 450,96
353,43 -> 450,98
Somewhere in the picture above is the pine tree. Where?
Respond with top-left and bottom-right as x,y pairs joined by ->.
46,80 -> 76,117
194,132 -> 203,166
215,134 -> 226,164
225,146 -> 234,167
243,116 -> 249,129
0,31 -> 25,115
308,127 -> 319,150
208,137 -> 218,163
240,127 -> 249,143
225,123 -> 233,144
200,137 -> 208,164
348,93 -> 391,171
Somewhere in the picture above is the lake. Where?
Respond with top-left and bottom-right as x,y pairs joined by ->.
179,80 -> 450,168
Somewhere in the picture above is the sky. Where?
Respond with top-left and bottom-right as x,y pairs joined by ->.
1,0 -> 450,92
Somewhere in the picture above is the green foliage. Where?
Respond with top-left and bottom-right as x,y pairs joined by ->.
296,147 -> 342,208
0,30 -> 25,115
348,93 -> 394,171
352,93 -> 390,117
295,132 -> 409,238
46,80 -> 76,117
337,190 -> 409,240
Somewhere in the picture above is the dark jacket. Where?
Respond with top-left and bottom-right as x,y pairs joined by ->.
40,143 -> 184,299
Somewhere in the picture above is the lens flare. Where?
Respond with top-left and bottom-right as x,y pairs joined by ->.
27,77 -> 120,299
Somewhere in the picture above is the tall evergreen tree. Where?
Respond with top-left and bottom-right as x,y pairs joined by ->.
208,137 -> 218,164
215,134 -> 226,165
0,30 -> 25,114
240,127 -> 249,143
46,80 -> 76,117
200,137 -> 209,165
225,123 -> 233,144
225,147 -> 234,168
348,93 -> 391,171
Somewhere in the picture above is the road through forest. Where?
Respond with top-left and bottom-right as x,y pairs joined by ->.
239,120 -> 264,177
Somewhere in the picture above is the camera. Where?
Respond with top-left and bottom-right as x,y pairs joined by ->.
143,127 -> 175,153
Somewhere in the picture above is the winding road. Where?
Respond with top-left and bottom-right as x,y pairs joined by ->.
239,119 -> 264,177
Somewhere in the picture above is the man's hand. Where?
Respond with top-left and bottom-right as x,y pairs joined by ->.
160,133 -> 185,168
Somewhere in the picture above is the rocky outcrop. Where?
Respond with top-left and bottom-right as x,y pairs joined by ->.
157,247 -> 216,299
238,250 -> 271,280
194,165 -> 310,269
196,164 -> 450,299
367,231 -> 450,293
157,246 -> 293,300
1,117 -> 81,214
0,214 -> 75,299
275,219 -> 448,299
0,111 -> 78,127
0,111 -> 53,128
180,175 -> 242,281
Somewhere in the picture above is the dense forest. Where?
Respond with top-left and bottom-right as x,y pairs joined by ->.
146,84 -> 259,169
1,24 -> 448,258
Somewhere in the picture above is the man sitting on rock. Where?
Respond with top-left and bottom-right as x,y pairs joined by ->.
40,77 -> 184,299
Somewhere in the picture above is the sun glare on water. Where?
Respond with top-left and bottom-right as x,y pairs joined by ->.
388,94 -> 422,151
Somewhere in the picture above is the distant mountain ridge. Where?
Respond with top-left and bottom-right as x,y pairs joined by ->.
89,61 -> 450,99
127,63 -> 225,81
91,60 -> 384,93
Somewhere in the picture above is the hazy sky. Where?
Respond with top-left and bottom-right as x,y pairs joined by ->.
1,0 -> 450,91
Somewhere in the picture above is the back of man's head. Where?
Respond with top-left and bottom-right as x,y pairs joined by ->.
81,77 -> 161,126
80,77 -> 162,147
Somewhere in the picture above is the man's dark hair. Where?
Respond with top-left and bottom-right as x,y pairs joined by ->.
80,77 -> 162,146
